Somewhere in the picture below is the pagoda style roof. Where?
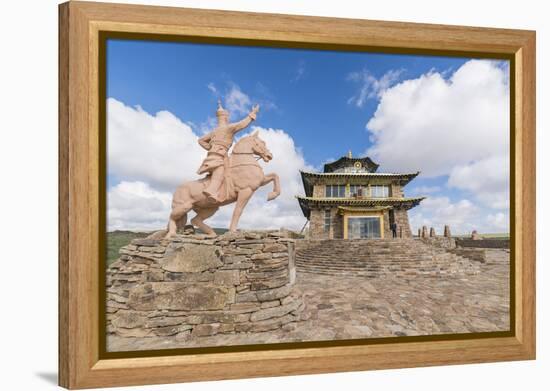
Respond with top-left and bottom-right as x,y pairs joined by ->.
323,156 -> 379,173
300,170 -> 420,197
296,196 -> 426,218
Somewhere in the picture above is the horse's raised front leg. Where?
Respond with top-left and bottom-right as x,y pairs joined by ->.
229,188 -> 254,232
261,173 -> 280,201
191,207 -> 219,238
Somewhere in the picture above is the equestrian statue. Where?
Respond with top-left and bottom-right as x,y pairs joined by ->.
165,102 -> 280,238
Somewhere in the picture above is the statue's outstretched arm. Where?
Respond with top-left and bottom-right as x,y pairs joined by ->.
198,133 -> 212,150
230,104 -> 260,134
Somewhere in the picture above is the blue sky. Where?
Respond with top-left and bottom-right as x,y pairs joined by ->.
108,39 -> 468,169
106,39 -> 510,234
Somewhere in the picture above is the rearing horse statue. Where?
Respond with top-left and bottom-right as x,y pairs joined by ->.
165,131 -> 280,238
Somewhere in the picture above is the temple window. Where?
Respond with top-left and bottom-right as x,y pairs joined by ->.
371,185 -> 390,198
349,185 -> 364,197
324,209 -> 331,232
325,184 -> 346,198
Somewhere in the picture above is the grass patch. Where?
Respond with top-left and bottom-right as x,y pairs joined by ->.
106,230 -> 150,265
454,233 -> 510,240
479,233 -> 510,239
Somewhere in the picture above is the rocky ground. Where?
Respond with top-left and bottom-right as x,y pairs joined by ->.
107,249 -> 509,352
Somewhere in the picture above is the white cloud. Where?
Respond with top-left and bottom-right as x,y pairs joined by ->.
409,196 -> 479,235
107,99 -> 311,231
206,82 -> 277,117
107,98 -> 203,191
207,82 -> 219,96
448,155 -> 509,209
224,83 -> 252,116
409,196 -> 509,235
107,181 -> 172,231
365,60 -> 509,178
486,212 -> 509,232
292,60 -> 306,82
347,68 -> 403,107
364,59 -> 509,231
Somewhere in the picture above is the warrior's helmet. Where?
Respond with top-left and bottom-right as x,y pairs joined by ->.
216,100 -> 229,125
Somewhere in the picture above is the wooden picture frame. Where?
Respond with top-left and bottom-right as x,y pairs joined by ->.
59,1 -> 536,388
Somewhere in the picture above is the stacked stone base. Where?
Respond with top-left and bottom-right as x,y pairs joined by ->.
106,230 -> 304,341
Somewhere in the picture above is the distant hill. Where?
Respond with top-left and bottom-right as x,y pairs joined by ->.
106,230 -> 150,264
453,233 -> 510,240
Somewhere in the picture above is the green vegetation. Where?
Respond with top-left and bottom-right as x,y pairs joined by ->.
478,233 -> 510,239
106,230 -> 150,265
454,233 -> 510,240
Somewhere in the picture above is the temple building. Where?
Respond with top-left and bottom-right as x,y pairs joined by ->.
297,153 -> 425,239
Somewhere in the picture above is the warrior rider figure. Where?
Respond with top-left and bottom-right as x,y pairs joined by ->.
197,101 -> 260,202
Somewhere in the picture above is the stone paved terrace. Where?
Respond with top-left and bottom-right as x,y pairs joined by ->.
107,249 -> 510,352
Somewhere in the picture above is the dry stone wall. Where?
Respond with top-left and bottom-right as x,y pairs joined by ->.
106,231 -> 304,340
420,237 -> 456,249
447,248 -> 487,263
392,208 -> 412,238
309,208 -> 330,239
456,238 -> 510,249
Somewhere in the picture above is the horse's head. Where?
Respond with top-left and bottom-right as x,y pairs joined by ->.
234,131 -> 273,162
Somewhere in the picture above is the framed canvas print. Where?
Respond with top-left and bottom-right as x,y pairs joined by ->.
58,1 -> 536,389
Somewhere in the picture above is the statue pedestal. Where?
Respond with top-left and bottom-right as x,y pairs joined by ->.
106,230 -> 304,340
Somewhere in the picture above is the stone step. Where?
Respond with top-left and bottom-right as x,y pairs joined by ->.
296,260 -> 456,268
294,238 -> 480,277
296,264 -> 474,272
296,268 -> 462,278
296,257 -> 441,262
295,256 -> 439,263
296,261 -> 443,268
296,251 -> 456,257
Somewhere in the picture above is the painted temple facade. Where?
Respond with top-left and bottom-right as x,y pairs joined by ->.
297,154 -> 425,239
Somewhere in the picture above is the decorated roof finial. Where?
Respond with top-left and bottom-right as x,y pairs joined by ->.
348,150 -> 352,159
